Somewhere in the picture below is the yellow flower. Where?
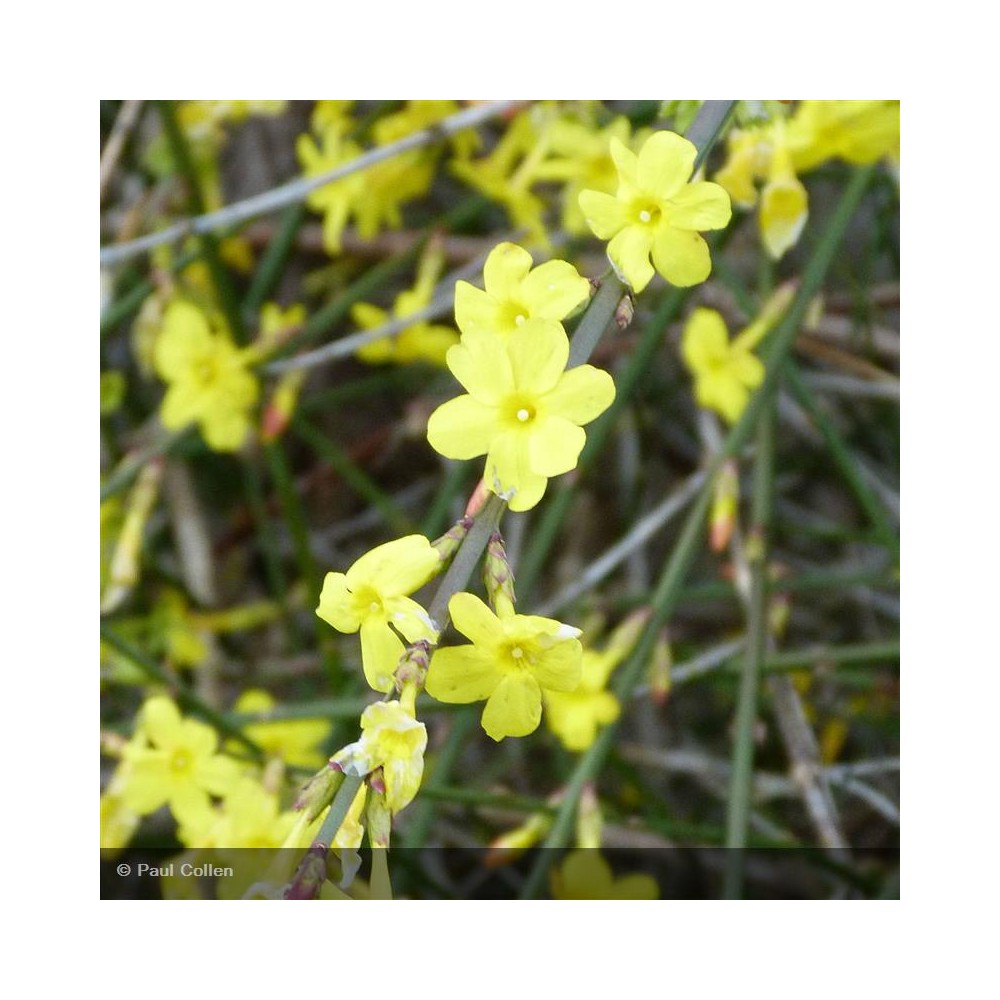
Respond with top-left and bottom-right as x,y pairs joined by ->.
120,697 -> 241,825
788,100 -> 899,172
579,131 -> 731,293
425,593 -> 583,741
681,308 -> 765,424
231,689 -> 332,769
550,850 -> 658,899
544,613 -> 644,751
332,701 -> 427,814
451,110 -> 552,247
533,115 -> 646,235
352,243 -> 458,366
296,124 -> 365,254
454,242 -> 591,342
426,320 -> 615,511
316,535 -> 441,692
758,140 -> 808,260
153,300 -> 258,452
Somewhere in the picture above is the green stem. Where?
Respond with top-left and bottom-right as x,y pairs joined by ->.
724,396 -> 776,897
567,276 -> 625,369
427,495 -> 506,630
315,774 -> 364,847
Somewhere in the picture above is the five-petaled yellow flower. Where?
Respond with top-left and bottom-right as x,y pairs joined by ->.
426,321 -> 615,511
579,131 -> 731,293
332,700 -> 428,814
681,308 -> 767,424
425,593 -> 583,741
454,242 -> 591,341
120,696 -> 241,825
154,300 -> 259,452
316,535 -> 441,692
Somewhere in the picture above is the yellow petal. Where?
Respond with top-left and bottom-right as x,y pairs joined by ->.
486,429 -> 548,511
359,618 -> 405,692
530,635 -> 583,692
759,174 -> 808,260
453,281 -> 497,339
637,131 -> 696,198
426,645 -> 502,703
449,592 -> 504,648
141,697 -> 182,747
507,319 -> 569,396
607,226 -> 655,293
427,394 -> 499,460
527,416 -> 585,477
543,365 -> 615,426
160,382 -> 202,429
481,673 -> 542,740
446,335 -> 514,402
520,260 -> 591,321
681,308 -> 730,374
155,302 -> 213,379
650,227 -> 711,287
608,137 -> 639,187
483,242 -> 534,299
668,182 -> 732,230
579,189 -> 627,240
316,572 -> 362,633
349,535 -> 440,595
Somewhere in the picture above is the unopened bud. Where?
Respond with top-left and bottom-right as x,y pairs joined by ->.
293,762 -> 345,823
484,531 -> 516,617
649,630 -> 672,705
485,811 -> 553,867
431,516 -> 473,562
615,293 -> 635,331
710,460 -> 739,553
395,640 -> 431,696
464,478 -> 490,518
576,783 -> 603,849
261,369 -> 306,443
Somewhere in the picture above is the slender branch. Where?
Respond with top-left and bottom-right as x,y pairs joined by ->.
100,101 -> 520,267
724,395 -> 775,897
535,468 -> 707,617
100,100 -> 144,201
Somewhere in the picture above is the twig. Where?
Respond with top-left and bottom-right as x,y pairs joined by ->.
535,468 -> 707,617
99,101 -> 521,267
100,100 -> 144,201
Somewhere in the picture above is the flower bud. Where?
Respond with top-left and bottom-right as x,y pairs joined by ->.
293,762 -> 345,823
484,531 -> 516,617
710,460 -> 739,553
431,516 -> 473,562
615,293 -> 635,331
649,630 -> 672,705
261,369 -> 306,443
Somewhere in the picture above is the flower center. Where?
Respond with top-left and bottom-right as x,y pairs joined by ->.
503,394 -> 539,429
632,200 -> 662,228
499,300 -> 531,332
170,749 -> 192,774
511,646 -> 523,659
